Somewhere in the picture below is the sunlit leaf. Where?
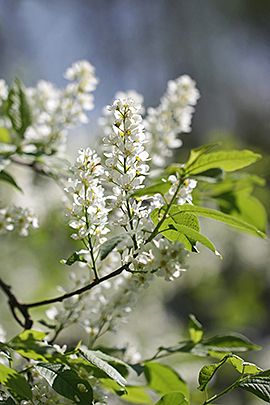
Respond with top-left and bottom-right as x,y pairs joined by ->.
155,392 -> 189,405
0,364 -> 32,400
79,348 -> 127,387
185,150 -> 261,175
144,362 -> 188,399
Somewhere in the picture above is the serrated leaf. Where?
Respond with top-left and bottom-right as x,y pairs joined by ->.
168,204 -> 265,238
62,252 -> 88,266
0,364 -> 32,400
99,235 -> 126,260
8,330 -> 61,362
229,355 -> 262,375
185,150 -> 261,175
198,357 -> 228,391
198,353 -> 262,392
238,370 -> 270,402
155,392 -> 189,405
151,208 -> 220,255
144,362 -> 188,399
79,348 -> 127,387
188,315 -> 204,343
6,79 -> 32,137
0,171 -> 22,191
36,363 -> 93,404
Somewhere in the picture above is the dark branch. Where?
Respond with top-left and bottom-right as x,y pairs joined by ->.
25,263 -> 130,309
0,278 -> 33,329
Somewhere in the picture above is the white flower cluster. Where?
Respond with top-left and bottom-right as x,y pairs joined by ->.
99,90 -> 144,137
24,60 -> 98,155
65,148 -> 109,247
0,205 -> 38,236
152,239 -> 187,281
167,176 -> 198,205
102,98 -> 151,250
0,79 -> 8,107
145,75 -> 200,168
104,98 -> 149,196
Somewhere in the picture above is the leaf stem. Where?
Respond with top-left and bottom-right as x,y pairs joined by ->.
146,176 -> 184,244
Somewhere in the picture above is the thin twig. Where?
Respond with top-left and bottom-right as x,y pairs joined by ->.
0,278 -> 33,329
25,263 -> 130,309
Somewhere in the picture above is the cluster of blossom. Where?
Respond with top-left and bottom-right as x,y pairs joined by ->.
23,60 -> 98,155
64,148 -> 109,249
0,79 -> 8,107
144,75 -> 200,168
0,205 -> 38,236
100,97 -> 153,256
49,91 -> 198,341
167,175 -> 198,205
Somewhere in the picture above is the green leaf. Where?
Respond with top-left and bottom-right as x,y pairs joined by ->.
185,150 -> 261,175
99,235 -> 126,260
144,362 -> 188,399
188,315 -> 204,343
229,355 -> 262,375
185,143 -> 220,169
100,379 -> 153,404
36,363 -> 93,404
79,348 -> 127,387
238,370 -> 270,402
155,392 -> 189,405
0,128 -> 11,143
168,204 -> 265,238
218,191 -> 267,233
202,334 -> 261,353
133,181 -> 171,197
8,329 -> 61,362
0,364 -> 32,400
0,170 -> 22,191
173,224 -> 221,256
121,386 -> 153,404
198,354 -> 261,392
6,79 -> 32,137
151,208 -> 220,255
151,209 -> 200,251
198,357 -> 228,391
61,252 -> 88,266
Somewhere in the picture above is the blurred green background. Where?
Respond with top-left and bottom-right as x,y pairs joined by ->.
0,1 -> 269,404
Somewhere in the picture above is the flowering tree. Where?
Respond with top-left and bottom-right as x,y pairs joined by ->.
0,61 -> 268,404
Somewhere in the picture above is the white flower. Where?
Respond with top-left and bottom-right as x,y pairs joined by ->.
145,75 -> 200,168
23,60 -> 98,156
65,148 -> 109,252
0,79 -> 8,102
0,205 -> 38,236
152,239 -> 187,281
166,176 -> 197,205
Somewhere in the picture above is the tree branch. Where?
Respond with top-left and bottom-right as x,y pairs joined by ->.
0,278 -> 33,329
25,263 -> 130,309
